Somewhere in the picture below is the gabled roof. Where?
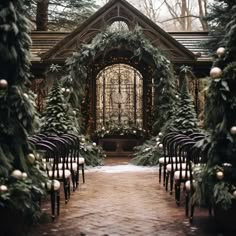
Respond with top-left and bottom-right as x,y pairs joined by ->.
39,0 -> 199,63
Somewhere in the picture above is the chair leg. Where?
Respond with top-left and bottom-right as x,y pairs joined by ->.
170,172 -> 174,195
175,181 -> 181,206
159,164 -> 162,184
163,167 -> 166,187
56,191 -> 60,216
165,172 -> 169,191
72,172 -> 76,191
63,181 -> 68,204
185,191 -> 189,217
51,191 -> 56,220
82,164 -> 85,184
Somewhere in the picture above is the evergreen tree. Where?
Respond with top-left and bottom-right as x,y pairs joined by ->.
0,0 -> 47,234
162,66 -> 199,135
40,79 -> 74,135
195,1 -> 236,214
203,0 -> 235,55
25,0 -> 98,31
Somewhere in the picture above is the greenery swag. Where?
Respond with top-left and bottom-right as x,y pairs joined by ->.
65,27 -> 177,135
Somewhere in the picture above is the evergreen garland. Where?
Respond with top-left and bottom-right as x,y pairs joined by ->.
194,1 -> 236,212
65,27 -> 177,135
0,0 -> 47,234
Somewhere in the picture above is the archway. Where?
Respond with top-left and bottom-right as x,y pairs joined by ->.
66,28 -> 177,135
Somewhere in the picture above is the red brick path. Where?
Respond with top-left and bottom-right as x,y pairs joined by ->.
29,158 -> 217,236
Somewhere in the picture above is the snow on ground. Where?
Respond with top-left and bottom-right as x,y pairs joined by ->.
86,164 -> 159,173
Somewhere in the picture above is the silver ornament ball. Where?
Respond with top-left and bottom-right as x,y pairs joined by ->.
0,185 -> 8,192
11,169 -> 23,179
233,190 -> 236,198
216,47 -> 225,57
0,79 -> 8,89
230,126 -> 236,135
210,67 -> 222,79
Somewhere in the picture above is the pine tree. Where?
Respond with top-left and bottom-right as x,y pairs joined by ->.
0,0 -> 47,234
162,66 -> 199,135
195,1 -> 236,214
25,0 -> 98,31
40,79 -> 74,135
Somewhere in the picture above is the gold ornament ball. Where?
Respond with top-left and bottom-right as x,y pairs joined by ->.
11,169 -> 23,179
210,67 -> 222,79
216,171 -> 224,180
27,153 -> 36,163
0,79 -> 8,89
230,126 -> 236,135
0,185 -> 8,192
216,47 -> 225,57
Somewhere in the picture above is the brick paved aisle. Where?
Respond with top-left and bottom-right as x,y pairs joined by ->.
29,162 -> 215,236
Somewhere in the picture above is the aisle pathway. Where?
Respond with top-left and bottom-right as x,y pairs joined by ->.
29,159 -> 215,236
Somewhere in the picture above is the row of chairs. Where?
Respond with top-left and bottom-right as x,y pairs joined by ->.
28,133 -> 85,219
159,131 -> 210,222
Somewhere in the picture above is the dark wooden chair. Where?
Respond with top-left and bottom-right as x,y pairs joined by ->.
35,142 -> 61,220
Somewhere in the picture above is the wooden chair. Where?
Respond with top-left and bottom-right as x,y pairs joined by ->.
35,142 -> 61,219
62,134 -> 85,186
159,132 -> 179,186
44,137 -> 72,203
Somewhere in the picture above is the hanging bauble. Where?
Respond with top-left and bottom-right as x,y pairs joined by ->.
230,126 -> 236,135
66,88 -> 70,93
92,142 -> 96,146
233,190 -> 236,198
158,132 -> 163,137
27,153 -> 36,163
216,47 -> 225,57
216,171 -> 224,180
210,67 -> 222,79
156,137 -> 160,142
11,169 -> 23,179
0,185 -> 8,192
0,79 -> 8,89
61,88 -> 66,93
159,143 -> 163,149
22,172 -> 28,179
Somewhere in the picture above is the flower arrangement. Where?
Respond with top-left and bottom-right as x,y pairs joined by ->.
93,124 -> 148,139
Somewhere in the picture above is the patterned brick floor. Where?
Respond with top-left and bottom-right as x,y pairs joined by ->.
29,158 -> 222,236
